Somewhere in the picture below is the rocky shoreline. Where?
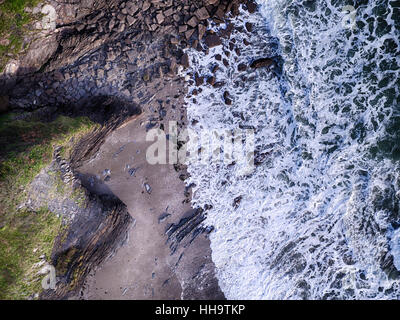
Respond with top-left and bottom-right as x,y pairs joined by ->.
1,0 -> 255,110
1,0 -> 260,300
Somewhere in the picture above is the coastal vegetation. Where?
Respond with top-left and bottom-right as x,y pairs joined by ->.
0,114 -> 97,299
0,0 -> 41,71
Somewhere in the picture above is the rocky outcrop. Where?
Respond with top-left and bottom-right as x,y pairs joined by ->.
166,208 -> 207,254
250,57 -> 275,69
23,135 -> 134,300
68,97 -> 142,168
18,96 -> 141,299
165,208 -> 224,300
1,0 -> 255,81
2,0 -> 258,112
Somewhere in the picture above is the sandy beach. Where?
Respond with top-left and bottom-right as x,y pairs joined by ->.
74,71 -> 224,300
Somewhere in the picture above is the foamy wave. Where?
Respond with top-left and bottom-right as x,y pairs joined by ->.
185,0 -> 400,299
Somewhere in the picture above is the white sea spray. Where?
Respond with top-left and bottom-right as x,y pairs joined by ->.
184,0 -> 400,299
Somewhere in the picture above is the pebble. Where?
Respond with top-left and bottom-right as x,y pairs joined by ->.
144,183 -> 152,194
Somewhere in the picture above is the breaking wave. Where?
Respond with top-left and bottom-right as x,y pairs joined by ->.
184,0 -> 400,299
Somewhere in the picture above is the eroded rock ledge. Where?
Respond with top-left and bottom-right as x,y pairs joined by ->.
23,110 -> 141,299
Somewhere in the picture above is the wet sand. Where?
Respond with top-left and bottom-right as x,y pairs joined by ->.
74,78 -> 224,300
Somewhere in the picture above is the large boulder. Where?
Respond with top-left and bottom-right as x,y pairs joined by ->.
250,57 -> 275,69
204,33 -> 222,48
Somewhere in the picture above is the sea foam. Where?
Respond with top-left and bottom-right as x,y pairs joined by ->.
184,0 -> 400,299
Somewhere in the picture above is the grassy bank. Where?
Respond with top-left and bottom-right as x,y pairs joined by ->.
0,113 -> 98,299
0,0 -> 42,72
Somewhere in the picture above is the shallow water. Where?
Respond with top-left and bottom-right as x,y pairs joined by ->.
185,0 -> 400,299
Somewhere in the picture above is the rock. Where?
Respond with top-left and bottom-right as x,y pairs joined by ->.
0,96 -> 9,113
128,168 -> 137,176
126,3 -> 139,16
206,0 -> 219,4
231,2 -> 241,16
41,4 -> 57,30
54,71 -> 64,81
185,29 -> 195,40
143,73 -> 150,82
34,261 -> 47,271
380,252 -> 400,280
164,8 -> 174,17
187,16 -> 199,28
220,22 -> 234,38
107,51 -> 117,62
144,183 -> 152,194
195,7 -> 210,20
109,18 -> 116,31
180,53 -> 190,68
126,15 -> 136,26
0,38 -> 10,46
245,22 -> 253,32
16,33 -> 58,76
156,13 -> 165,24
118,22 -> 126,33
195,73 -> 204,86
173,14 -> 180,22
32,5 -> 41,15
223,91 -> 232,105
117,13 -> 125,23
204,33 -> 222,48
97,69 -> 104,78
167,58 -> 177,74
233,196 -> 243,208
165,208 -> 207,254
179,25 -> 188,33
191,39 -> 199,49
142,1 -> 151,11
207,76 -> 216,86
250,57 -> 275,69
194,7 -> 210,20
158,212 -> 171,224
238,63 -> 247,72
214,5 -> 225,19
246,0 -> 258,14
170,37 -> 179,45
198,24 -> 207,40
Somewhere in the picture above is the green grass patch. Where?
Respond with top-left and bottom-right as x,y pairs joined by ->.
0,207 -> 61,299
0,113 -> 98,299
0,0 -> 42,72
